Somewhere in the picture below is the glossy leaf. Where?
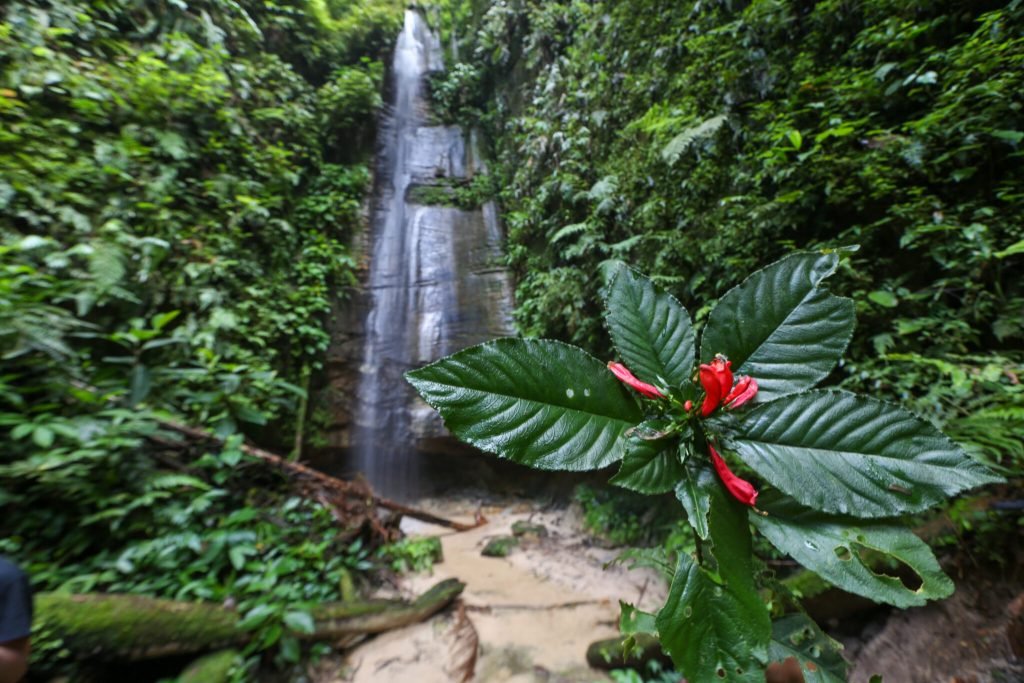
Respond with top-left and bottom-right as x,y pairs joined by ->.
610,425 -> 684,494
658,481 -> 770,682
752,492 -> 953,608
768,614 -> 848,683
674,455 -> 715,540
727,390 -> 1002,517
705,477 -> 762,589
406,339 -> 643,470
700,251 -> 855,402
656,552 -> 768,683
603,263 -> 696,389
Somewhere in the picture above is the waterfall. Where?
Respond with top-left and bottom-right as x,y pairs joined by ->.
350,10 -> 513,500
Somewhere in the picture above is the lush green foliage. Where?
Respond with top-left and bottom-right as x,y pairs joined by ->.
1,0 -> 402,674
378,535 -> 444,573
436,0 -> 1024,470
407,250 -> 1000,682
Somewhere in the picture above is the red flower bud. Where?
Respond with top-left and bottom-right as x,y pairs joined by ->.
724,376 -> 758,410
683,400 -> 693,412
699,357 -> 733,416
709,444 -> 758,507
608,362 -> 666,400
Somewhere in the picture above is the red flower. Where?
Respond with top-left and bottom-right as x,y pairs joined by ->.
608,362 -> 666,399
724,376 -> 758,410
709,444 -> 758,507
699,357 -> 733,416
700,356 -> 758,415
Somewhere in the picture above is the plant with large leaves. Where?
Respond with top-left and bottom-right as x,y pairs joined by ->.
406,249 -> 1001,682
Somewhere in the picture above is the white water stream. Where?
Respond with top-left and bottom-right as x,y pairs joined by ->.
352,10 -> 513,499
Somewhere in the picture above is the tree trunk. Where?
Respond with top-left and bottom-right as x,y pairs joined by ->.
35,579 -> 465,662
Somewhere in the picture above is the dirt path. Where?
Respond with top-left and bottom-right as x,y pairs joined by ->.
316,497 -> 667,683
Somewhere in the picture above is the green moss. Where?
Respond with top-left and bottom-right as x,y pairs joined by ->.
510,521 -> 548,538
405,174 -> 495,209
34,593 -> 241,660
179,649 -> 240,683
481,536 -> 519,557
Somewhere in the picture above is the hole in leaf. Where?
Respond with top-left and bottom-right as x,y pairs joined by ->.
683,606 -> 693,618
716,668 -> 726,679
788,627 -> 813,646
834,545 -> 852,561
855,543 -> 924,591
735,668 -> 743,675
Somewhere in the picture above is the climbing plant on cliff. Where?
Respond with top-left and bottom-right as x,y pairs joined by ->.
407,248 -> 1002,683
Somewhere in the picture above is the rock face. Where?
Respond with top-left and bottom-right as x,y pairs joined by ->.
316,9 -> 514,499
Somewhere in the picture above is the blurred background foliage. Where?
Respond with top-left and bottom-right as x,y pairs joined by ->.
432,0 -> 1024,476
1,0 -> 402,674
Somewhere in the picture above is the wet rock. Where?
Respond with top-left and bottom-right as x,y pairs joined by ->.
511,520 -> 549,540
482,535 -> 519,557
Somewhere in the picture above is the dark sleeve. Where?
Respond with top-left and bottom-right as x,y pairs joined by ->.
0,558 -> 32,643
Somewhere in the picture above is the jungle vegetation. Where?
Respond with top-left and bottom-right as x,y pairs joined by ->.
432,0 -> 1024,479
1,0 -> 404,676
2,0 -> 1023,679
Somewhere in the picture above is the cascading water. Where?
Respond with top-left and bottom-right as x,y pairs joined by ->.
350,10 -> 513,500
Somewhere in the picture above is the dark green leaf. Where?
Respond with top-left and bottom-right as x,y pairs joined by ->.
705,476 -> 761,587
727,390 -> 1002,517
603,263 -> 696,388
152,310 -> 181,330
658,480 -> 770,682
129,364 -> 151,406
237,604 -> 277,631
32,426 -> 54,448
283,610 -> 316,635
867,290 -> 898,308
406,339 -> 642,470
233,403 -> 268,426
768,614 -> 848,683
752,492 -> 953,607
674,455 -> 715,540
611,421 -> 684,494
656,552 -> 768,683
700,251 -> 855,402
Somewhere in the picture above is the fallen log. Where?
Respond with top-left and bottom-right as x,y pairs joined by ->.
153,419 -> 484,532
34,579 -> 465,662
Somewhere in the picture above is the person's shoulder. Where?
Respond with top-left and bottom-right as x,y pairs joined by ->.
0,557 -> 27,587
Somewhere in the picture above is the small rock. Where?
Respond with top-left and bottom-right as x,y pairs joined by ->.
482,535 -> 519,557
511,520 -> 548,539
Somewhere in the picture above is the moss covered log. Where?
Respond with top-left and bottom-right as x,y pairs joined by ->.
34,579 -> 465,662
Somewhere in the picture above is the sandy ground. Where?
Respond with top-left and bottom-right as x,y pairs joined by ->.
312,498 -> 667,683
